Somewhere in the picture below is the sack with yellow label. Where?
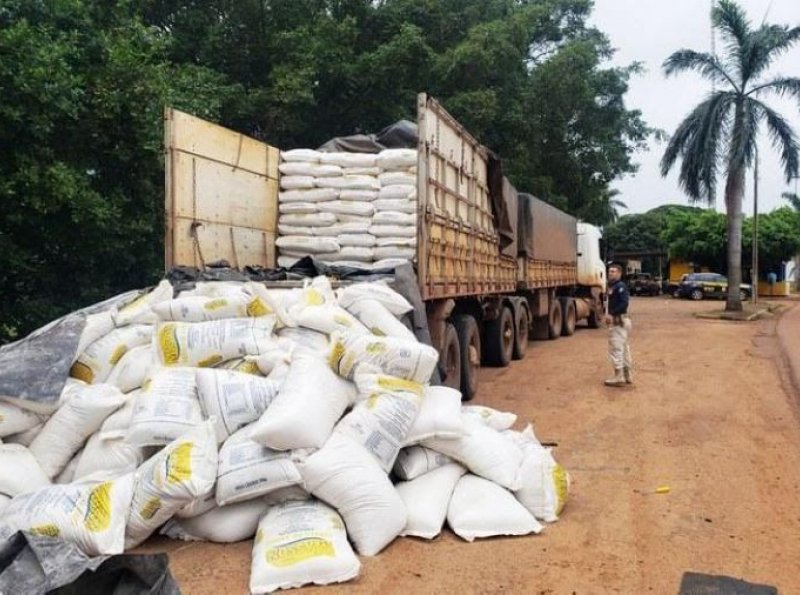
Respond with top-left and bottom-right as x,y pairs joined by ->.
105,344 -> 154,393
124,420 -> 218,549
153,317 -> 276,368
506,424 -> 570,522
333,370 -> 423,472
29,383 -> 125,479
286,277 -> 369,337
152,294 -> 272,323
0,473 -> 135,555
70,325 -> 154,385
249,499 -> 360,594
126,368 -> 203,447
249,352 -> 355,451
327,332 -> 438,383
113,279 -> 174,327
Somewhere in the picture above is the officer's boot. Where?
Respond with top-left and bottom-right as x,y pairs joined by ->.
604,368 -> 626,387
624,367 -> 633,384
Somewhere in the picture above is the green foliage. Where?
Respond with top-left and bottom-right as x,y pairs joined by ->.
605,205 -> 702,253
1,0 -> 652,342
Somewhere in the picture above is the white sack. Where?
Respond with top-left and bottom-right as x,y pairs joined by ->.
328,332 -> 438,383
376,149 -> 417,170
196,369 -> 281,442
379,172 -> 416,187
276,327 -> 329,356
163,498 -> 269,543
379,185 -> 415,200
335,371 -> 424,471
316,247 -> 374,263
422,415 -> 523,490
55,451 -> 81,484
397,463 -> 466,539
337,234 -> 376,247
98,393 -> 137,440
279,212 -> 336,227
70,325 -> 153,384
315,175 -> 379,190
176,491 -> 217,519
127,368 -> 203,447
376,237 -> 417,247
343,167 -> 381,176
319,152 -> 377,168
249,352 -> 355,451
317,201 -> 374,217
0,401 -> 42,438
462,405 -> 517,430
300,432 -> 406,556
393,445 -> 455,481
339,189 -> 378,201
278,188 -> 338,203
106,345 -> 154,393
403,386 -> 463,445
0,444 -> 51,497
77,311 -> 116,356
341,298 -> 414,340
216,424 -> 303,506
29,383 -> 125,479
113,280 -> 174,327
313,221 -> 372,236
73,432 -> 144,480
337,282 -> 413,316
287,280 -> 369,336
447,474 -> 543,541
373,199 -> 416,213
276,236 -> 340,254
509,425 -> 570,522
281,149 -> 322,163
250,500 -> 360,594
373,210 -> 416,225
125,421 -> 218,549
280,175 -> 315,190
279,201 -> 319,214
279,162 -> 342,177
152,294 -> 271,323
0,474 -> 135,555
154,317 -> 275,368
370,224 -> 417,238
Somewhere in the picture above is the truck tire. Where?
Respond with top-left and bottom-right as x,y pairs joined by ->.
441,322 -> 461,392
587,308 -> 602,329
560,297 -> 576,336
531,315 -> 549,340
482,306 -> 514,367
454,315 -> 480,401
512,305 -> 529,360
547,299 -> 562,340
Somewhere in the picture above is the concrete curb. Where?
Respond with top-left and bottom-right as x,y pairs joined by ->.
776,303 -> 800,398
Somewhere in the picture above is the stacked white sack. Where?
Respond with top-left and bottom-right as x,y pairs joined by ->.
277,149 -> 418,268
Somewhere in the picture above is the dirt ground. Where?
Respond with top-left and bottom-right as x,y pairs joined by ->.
153,296 -> 800,594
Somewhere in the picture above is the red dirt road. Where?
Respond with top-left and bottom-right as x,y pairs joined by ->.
158,297 -> 800,594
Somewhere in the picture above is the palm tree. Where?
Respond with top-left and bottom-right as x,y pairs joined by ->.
782,191 -> 800,210
660,0 -> 800,311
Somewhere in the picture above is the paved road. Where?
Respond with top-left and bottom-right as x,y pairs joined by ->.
158,297 -> 800,594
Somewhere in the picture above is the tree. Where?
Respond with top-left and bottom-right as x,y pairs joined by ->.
660,0 -> 800,311
783,191 -> 800,210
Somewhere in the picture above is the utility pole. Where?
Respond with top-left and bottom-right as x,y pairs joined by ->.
752,146 -> 759,305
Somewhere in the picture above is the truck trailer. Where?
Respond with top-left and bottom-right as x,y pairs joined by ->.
163,93 -> 606,399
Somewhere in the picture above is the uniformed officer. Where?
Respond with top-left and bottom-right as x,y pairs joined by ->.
605,263 -> 633,387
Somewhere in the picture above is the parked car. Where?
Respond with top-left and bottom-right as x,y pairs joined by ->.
674,273 -> 752,300
665,274 -> 688,297
627,273 -> 662,296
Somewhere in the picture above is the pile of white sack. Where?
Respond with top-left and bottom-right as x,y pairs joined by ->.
0,276 -> 569,594
276,149 -> 418,269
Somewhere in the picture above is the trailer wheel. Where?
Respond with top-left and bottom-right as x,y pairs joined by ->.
482,306 -> 514,367
547,299 -> 562,340
441,322 -> 461,392
560,298 -> 576,337
587,308 -> 602,329
512,306 -> 529,360
454,315 -> 480,401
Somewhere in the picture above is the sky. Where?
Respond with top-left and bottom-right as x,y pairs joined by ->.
590,0 -> 800,215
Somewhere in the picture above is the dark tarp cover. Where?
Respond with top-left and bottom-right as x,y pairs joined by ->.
317,120 -> 418,153
0,290 -> 142,413
486,155 -> 515,253
0,531 -> 179,595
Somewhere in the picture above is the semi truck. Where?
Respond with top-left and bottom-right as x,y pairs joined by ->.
163,93 -> 606,399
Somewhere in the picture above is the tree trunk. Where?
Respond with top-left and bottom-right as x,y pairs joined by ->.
724,165 -> 745,311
